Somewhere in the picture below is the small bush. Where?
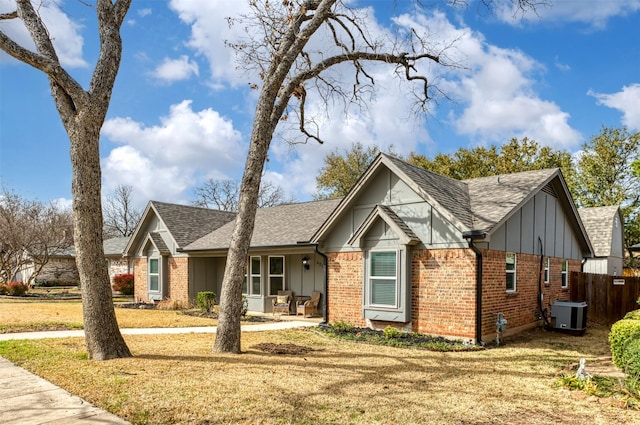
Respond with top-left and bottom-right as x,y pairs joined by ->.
0,284 -> 7,295
609,319 -> 640,369
112,273 -> 134,296
625,309 -> 640,321
330,320 -> 354,333
5,282 -> 29,296
383,325 -> 402,339
196,292 -> 216,312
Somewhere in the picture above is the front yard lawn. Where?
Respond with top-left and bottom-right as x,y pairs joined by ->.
0,324 -> 637,425
0,300 -> 219,333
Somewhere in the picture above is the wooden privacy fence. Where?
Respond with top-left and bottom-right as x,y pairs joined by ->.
570,272 -> 640,324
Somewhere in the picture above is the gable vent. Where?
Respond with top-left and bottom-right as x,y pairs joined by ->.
541,182 -> 557,198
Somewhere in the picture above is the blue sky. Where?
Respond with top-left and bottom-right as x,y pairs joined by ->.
1,0 -> 639,210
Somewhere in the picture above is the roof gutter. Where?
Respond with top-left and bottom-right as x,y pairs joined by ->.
463,230 -> 486,345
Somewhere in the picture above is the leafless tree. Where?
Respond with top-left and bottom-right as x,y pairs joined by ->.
192,179 -> 295,211
0,0 -> 132,360
0,187 -> 73,285
213,0 -> 543,353
103,184 -> 142,238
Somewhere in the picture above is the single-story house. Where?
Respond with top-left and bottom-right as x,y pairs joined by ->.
126,199 -> 340,312
578,206 -> 625,276
128,154 -> 598,343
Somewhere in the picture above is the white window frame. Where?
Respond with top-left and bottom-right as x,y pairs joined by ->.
244,256 -> 261,296
148,257 -> 160,294
561,259 -> 568,288
368,250 -> 399,308
268,256 -> 285,296
544,257 -> 550,284
506,252 -> 516,293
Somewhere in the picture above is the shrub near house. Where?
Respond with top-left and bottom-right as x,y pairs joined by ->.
112,273 -> 134,296
0,282 -> 29,296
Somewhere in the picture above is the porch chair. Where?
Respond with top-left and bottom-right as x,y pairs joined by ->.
272,290 -> 293,315
296,291 -> 321,317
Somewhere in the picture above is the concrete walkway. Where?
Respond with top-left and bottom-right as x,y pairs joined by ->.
0,321 -> 318,424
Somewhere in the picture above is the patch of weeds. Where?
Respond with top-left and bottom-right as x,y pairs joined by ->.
251,342 -> 316,355
557,374 -> 640,410
320,323 -> 480,352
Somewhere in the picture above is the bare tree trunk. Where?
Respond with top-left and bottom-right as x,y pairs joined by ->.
71,125 -> 131,360
214,124 -> 272,353
0,0 -> 133,360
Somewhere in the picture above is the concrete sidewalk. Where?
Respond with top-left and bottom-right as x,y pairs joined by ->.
0,321 -> 318,424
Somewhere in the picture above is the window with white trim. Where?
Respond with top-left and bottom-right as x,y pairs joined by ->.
243,256 -> 261,296
369,250 -> 398,307
506,252 -> 516,292
544,257 -> 550,283
269,256 -> 285,295
148,258 -> 159,292
561,259 -> 568,288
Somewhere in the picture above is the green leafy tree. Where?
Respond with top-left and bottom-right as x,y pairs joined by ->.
315,143 -> 386,199
408,137 -> 574,187
573,126 -> 640,256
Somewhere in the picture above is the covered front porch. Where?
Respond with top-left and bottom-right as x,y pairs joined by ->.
188,249 -> 326,317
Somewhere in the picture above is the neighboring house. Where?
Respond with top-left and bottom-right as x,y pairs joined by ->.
128,154 -> 597,344
578,206 -> 625,276
311,154 -> 594,343
104,236 -> 134,281
20,237 -> 132,286
30,246 -> 79,286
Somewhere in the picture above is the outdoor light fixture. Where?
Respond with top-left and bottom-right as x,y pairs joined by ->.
302,256 -> 310,270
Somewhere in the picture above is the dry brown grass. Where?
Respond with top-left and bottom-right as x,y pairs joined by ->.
0,300 -> 217,332
0,324 -> 637,425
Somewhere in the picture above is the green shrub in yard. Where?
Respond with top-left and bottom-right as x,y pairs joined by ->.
111,273 -> 134,296
609,318 -> 640,370
196,292 -> 216,312
330,320 -> 354,333
383,325 -> 402,339
0,283 -> 7,295
623,337 -> 640,376
625,309 -> 640,320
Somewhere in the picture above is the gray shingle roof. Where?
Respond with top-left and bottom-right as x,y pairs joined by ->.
103,237 -> 130,256
464,168 -> 558,232
150,201 -> 236,248
184,198 -> 342,251
578,206 -> 620,257
386,155 -> 473,228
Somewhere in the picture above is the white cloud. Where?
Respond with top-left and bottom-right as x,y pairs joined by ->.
589,84 -> 640,131
168,0 -> 252,86
0,0 -> 87,68
138,8 -> 152,18
101,100 -> 245,206
151,55 -> 199,83
395,12 -> 581,148
496,0 -> 640,28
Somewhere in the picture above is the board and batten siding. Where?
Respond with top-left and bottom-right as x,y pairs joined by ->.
322,167 -> 466,252
487,191 -> 584,261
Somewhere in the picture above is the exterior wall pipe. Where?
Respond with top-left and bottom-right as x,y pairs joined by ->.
463,231 -> 485,345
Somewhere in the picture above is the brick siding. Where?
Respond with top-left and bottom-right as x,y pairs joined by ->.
327,247 -> 581,343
